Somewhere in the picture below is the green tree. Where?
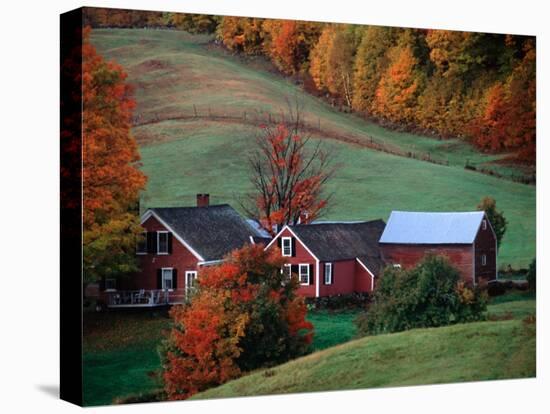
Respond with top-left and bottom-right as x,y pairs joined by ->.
355,255 -> 487,336
477,196 -> 507,248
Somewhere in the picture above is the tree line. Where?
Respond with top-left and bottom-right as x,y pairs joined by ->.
84,8 -> 536,164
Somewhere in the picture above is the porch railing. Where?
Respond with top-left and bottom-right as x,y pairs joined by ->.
105,289 -> 185,307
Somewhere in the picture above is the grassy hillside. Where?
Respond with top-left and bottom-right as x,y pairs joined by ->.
194,318 -> 535,400
91,29 -> 536,268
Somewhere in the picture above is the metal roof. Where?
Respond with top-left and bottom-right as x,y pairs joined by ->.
379,211 -> 486,245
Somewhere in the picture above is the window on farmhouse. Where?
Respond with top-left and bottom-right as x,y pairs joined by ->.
105,278 -> 116,291
162,268 -> 173,290
282,237 -> 292,257
283,264 -> 292,278
299,264 -> 310,285
482,219 -> 487,230
324,263 -> 333,285
157,231 -> 169,254
482,254 -> 487,266
136,232 -> 147,254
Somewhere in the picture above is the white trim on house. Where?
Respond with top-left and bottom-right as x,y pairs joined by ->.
315,259 -> 320,297
264,225 -> 321,261
324,262 -> 333,285
157,230 -> 170,255
141,210 -> 205,261
185,270 -> 198,296
161,267 -> 174,291
197,259 -> 224,266
355,257 -> 376,291
281,236 -> 292,257
299,263 -> 310,285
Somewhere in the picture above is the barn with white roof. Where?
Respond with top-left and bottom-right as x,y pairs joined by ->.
379,211 -> 497,285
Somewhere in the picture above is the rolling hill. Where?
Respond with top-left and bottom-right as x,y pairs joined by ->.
193,317 -> 535,400
91,29 -> 536,268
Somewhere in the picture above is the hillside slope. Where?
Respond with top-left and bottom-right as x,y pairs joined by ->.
91,29 -> 536,268
193,319 -> 535,400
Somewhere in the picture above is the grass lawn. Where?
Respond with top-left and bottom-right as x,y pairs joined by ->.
194,317 -> 535,400
90,29 -> 535,269
82,290 -> 535,405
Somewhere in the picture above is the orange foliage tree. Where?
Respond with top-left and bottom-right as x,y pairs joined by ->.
161,244 -> 313,399
82,27 -> 147,283
242,107 -> 334,236
373,33 -> 424,123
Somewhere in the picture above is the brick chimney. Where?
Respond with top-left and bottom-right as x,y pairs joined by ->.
196,193 -> 210,207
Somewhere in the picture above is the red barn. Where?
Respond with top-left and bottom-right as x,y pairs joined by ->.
264,220 -> 386,298
379,211 -> 497,285
100,195 -> 262,307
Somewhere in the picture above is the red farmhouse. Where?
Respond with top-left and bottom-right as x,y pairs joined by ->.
264,221 -> 386,298
101,194 -> 263,307
379,211 -> 497,285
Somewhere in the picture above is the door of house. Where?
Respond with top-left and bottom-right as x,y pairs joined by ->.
185,271 -> 198,296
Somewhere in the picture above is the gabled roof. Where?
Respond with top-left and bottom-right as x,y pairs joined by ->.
143,204 -> 261,261
288,220 -> 386,273
379,211 -> 486,245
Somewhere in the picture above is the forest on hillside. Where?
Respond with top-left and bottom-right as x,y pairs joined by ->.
83,8 -> 536,164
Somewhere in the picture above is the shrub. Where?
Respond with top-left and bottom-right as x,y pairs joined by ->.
305,292 -> 370,310
160,244 -> 313,400
526,258 -> 536,292
355,255 -> 487,336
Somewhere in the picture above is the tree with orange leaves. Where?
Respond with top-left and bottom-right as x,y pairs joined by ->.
161,244 -> 313,400
242,105 -> 334,236
82,27 -> 147,283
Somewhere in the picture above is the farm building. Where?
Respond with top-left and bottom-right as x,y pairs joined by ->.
100,194 -> 263,307
379,211 -> 497,285
264,220 -> 386,298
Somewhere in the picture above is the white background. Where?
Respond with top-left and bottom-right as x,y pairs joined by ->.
0,0 -> 547,412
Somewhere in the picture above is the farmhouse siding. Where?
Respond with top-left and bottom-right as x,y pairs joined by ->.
380,243 -> 475,284
354,260 -> 375,292
318,259 -> 356,296
474,220 -> 497,283
270,228 -> 317,297
121,215 -> 199,301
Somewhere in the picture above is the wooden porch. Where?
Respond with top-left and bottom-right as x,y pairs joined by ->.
104,289 -> 187,308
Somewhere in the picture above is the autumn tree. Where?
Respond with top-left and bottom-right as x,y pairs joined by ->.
477,196 -> 507,248
262,20 -> 322,75
218,16 -> 265,54
171,13 -> 220,33
82,27 -> 147,284
161,244 -> 313,399
243,105 -> 334,236
352,26 -> 397,113
373,30 -> 426,123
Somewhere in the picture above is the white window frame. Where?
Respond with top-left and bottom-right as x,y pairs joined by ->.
136,231 -> 147,255
185,271 -> 198,295
157,231 -> 169,255
283,263 -> 292,278
161,267 -> 174,291
482,219 -> 487,230
299,264 -> 310,285
104,278 -> 116,292
482,254 -> 487,266
281,237 -> 292,257
324,262 -> 333,285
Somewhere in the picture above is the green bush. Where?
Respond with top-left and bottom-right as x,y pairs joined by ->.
355,255 -> 487,336
526,258 -> 536,292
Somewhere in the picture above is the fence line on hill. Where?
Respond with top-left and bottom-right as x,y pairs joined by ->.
132,107 -> 535,186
